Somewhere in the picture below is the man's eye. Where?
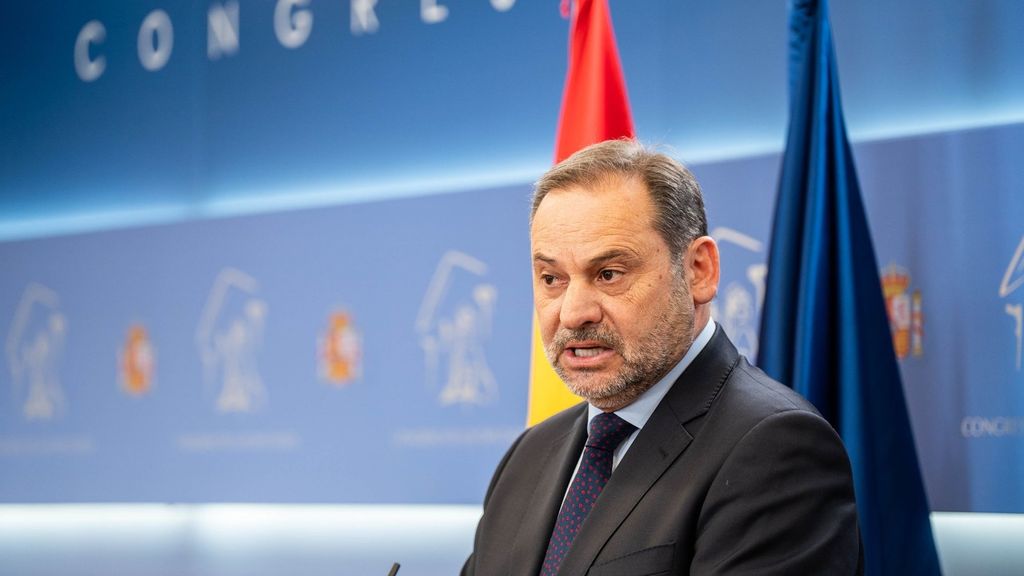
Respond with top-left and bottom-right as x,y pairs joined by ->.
599,270 -> 621,281
541,274 -> 556,285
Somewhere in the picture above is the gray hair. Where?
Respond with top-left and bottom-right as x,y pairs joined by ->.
531,139 -> 708,259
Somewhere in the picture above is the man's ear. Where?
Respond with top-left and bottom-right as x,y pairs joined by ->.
686,236 -> 720,305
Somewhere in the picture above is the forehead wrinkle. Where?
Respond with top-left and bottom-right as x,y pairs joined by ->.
533,217 -> 641,245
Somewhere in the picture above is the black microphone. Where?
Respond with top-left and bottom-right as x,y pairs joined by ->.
387,562 -> 400,576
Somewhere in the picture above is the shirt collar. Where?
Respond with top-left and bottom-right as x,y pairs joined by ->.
588,317 -> 717,431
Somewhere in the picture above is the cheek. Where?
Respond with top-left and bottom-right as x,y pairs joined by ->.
533,294 -> 561,331
610,290 -> 662,333
613,283 -> 651,311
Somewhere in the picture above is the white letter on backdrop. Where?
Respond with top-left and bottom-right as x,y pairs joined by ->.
138,9 -> 174,72
275,0 -> 313,49
74,20 -> 106,82
208,1 -> 240,60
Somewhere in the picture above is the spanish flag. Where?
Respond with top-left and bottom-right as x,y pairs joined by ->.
526,0 -> 635,426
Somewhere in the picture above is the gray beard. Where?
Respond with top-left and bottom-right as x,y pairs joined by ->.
546,287 -> 695,410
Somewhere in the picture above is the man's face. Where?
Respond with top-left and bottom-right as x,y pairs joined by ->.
530,176 -> 696,411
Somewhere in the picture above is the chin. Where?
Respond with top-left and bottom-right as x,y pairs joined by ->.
563,373 -> 633,406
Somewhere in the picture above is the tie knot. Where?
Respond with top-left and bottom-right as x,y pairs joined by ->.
586,412 -> 636,452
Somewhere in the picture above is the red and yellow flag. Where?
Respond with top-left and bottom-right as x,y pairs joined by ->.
527,0 -> 635,426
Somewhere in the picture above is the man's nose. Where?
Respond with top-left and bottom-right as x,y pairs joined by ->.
559,281 -> 602,329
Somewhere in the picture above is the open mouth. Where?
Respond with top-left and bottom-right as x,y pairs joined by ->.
561,344 -> 615,368
570,346 -> 607,358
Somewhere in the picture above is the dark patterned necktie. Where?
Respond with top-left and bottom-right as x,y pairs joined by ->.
539,412 -> 637,576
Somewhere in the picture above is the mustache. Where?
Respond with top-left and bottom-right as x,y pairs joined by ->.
549,326 -> 624,355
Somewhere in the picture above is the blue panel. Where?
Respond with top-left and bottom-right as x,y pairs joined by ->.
856,123 -> 1024,513
2,0 -> 1023,514
0,186 -> 532,503
694,123 -> 1024,513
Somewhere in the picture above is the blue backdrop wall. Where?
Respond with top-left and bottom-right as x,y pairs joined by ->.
2,0 -> 1023,527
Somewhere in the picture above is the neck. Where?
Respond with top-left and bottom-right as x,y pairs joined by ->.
691,305 -> 710,342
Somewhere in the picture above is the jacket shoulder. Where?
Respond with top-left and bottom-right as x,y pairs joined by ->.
719,357 -> 824,420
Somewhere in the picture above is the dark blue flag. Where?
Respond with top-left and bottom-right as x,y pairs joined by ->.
757,1 -> 942,574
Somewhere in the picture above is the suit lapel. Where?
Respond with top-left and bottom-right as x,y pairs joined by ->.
510,406 -> 588,576
556,327 -> 740,575
557,403 -> 694,576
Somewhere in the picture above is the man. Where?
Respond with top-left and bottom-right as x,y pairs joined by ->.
462,139 -> 862,575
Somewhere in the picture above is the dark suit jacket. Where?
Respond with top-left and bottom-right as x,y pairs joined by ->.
463,326 -> 862,575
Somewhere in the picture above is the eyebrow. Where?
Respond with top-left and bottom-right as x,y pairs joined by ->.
587,249 -> 639,267
533,252 -> 557,265
532,249 -> 639,268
